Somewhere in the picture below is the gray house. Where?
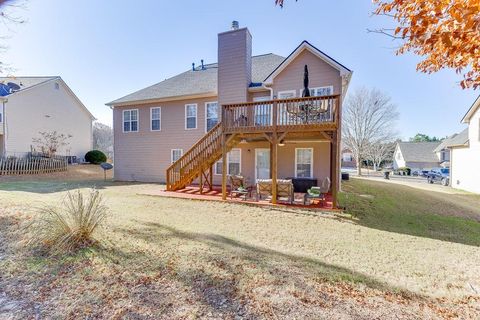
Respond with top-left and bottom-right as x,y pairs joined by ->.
393,141 -> 442,171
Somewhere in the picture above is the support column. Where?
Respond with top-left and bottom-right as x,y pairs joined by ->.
209,165 -> 213,191
199,167 -> 203,195
331,131 -> 339,208
222,134 -> 228,200
271,133 -> 278,205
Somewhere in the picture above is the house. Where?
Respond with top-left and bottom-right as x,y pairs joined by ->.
107,22 -> 352,207
0,76 -> 95,159
393,141 -> 441,171
448,96 -> 480,194
341,148 -> 356,168
433,131 -> 467,168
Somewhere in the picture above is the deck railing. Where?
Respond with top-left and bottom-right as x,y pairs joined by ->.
222,94 -> 339,133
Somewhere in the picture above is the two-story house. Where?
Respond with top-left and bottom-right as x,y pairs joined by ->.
449,96 -> 480,193
107,22 -> 352,207
0,76 -> 95,159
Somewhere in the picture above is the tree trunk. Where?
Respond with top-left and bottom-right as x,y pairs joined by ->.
356,154 -> 362,176
373,162 -> 377,171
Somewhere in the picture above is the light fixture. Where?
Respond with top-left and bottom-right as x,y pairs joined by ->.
239,139 -> 248,144
278,140 -> 285,147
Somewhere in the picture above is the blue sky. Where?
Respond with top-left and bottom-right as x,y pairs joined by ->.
1,0 -> 478,139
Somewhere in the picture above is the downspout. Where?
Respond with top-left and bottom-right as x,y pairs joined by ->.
262,83 -> 274,100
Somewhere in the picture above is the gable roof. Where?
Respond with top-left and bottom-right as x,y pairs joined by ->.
0,76 -> 59,93
444,128 -> 469,148
263,41 -> 352,84
461,95 -> 480,123
397,141 -> 442,163
107,54 -> 286,106
0,76 -> 95,120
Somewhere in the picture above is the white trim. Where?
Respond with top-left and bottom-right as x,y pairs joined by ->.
300,85 -> 334,97
253,96 -> 271,102
204,101 -> 219,133
264,41 -> 351,84
185,103 -> 198,130
150,107 -> 161,131
171,149 -> 183,163
255,148 -> 270,181
295,148 -> 314,178
214,148 -> 242,175
122,109 -> 139,133
277,90 -> 297,99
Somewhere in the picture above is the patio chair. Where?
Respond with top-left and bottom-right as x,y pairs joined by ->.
229,175 -> 252,199
304,177 -> 331,205
256,179 -> 294,204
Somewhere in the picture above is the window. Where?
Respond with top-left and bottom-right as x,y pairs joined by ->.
253,96 -> 272,126
185,104 -> 197,129
171,149 -> 183,163
150,107 -> 161,131
295,148 -> 313,178
205,102 -> 218,132
214,149 -> 241,175
277,91 -> 296,125
277,90 -> 296,99
123,109 -> 138,132
304,86 -> 333,97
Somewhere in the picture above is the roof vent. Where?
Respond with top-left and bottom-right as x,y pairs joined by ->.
231,21 -> 239,30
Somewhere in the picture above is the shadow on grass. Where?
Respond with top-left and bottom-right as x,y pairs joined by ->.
110,220 -> 419,314
0,180 -> 146,194
339,179 -> 480,247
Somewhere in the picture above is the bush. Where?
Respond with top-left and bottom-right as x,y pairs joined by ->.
85,150 -> 107,164
28,188 -> 108,255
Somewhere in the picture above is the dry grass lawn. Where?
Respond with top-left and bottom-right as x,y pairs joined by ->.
0,166 -> 479,319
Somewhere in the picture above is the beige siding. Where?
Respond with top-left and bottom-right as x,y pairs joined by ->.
272,49 -> 342,97
113,96 -> 218,182
4,80 -> 93,158
217,28 -> 252,105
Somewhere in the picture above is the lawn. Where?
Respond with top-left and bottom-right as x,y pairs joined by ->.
0,168 -> 479,319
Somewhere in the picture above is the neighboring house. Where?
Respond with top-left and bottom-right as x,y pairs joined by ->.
393,141 -> 441,171
448,96 -> 480,194
107,22 -> 352,206
341,148 -> 356,168
433,131 -> 467,168
0,76 -> 95,159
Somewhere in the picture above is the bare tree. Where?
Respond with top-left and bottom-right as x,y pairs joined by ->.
32,131 -> 72,157
0,0 -> 27,74
93,122 -> 113,159
342,87 -> 398,175
365,142 -> 395,171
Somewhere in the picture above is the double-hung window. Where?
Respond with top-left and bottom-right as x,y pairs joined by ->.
185,104 -> 197,130
205,102 -> 218,132
295,148 -> 313,178
215,149 -> 241,175
253,96 -> 272,126
123,109 -> 138,132
171,149 -> 183,163
305,86 -> 333,97
277,90 -> 296,125
150,107 -> 161,131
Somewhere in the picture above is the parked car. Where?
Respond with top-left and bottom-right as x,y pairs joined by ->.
426,168 -> 450,186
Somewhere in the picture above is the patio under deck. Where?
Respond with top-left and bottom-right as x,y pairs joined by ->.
146,186 -> 335,211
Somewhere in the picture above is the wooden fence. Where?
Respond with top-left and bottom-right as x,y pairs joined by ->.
0,155 -> 68,176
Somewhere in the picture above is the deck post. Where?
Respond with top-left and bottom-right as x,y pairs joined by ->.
199,167 -> 203,194
271,132 -> 278,205
222,133 -> 228,200
209,165 -> 213,191
331,131 -> 339,208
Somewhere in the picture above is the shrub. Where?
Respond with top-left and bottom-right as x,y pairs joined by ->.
28,188 -> 108,255
85,150 -> 107,164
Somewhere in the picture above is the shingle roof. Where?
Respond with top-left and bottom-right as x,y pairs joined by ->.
107,54 -> 285,106
398,142 -> 442,163
444,128 -> 469,148
0,76 -> 59,93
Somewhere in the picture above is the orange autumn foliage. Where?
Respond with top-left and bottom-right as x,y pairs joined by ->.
373,0 -> 480,89
276,0 -> 480,89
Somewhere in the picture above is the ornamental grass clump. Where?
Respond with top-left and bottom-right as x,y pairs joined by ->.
29,188 -> 108,254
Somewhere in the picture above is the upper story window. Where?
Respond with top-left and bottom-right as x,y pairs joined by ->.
253,96 -> 272,126
295,148 -> 313,178
150,107 -> 161,131
277,90 -> 296,100
185,104 -> 197,130
305,86 -> 333,97
123,109 -> 138,132
205,102 -> 218,132
171,149 -> 183,163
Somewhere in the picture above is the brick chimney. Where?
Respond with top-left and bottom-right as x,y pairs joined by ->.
217,21 -> 252,106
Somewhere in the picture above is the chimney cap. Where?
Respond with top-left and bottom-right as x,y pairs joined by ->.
231,21 -> 239,30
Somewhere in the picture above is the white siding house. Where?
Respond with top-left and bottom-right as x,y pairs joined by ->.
0,77 -> 95,159
449,96 -> 480,194
393,141 -> 441,171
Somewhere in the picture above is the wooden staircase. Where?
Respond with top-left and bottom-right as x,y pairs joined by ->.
166,122 -> 239,191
